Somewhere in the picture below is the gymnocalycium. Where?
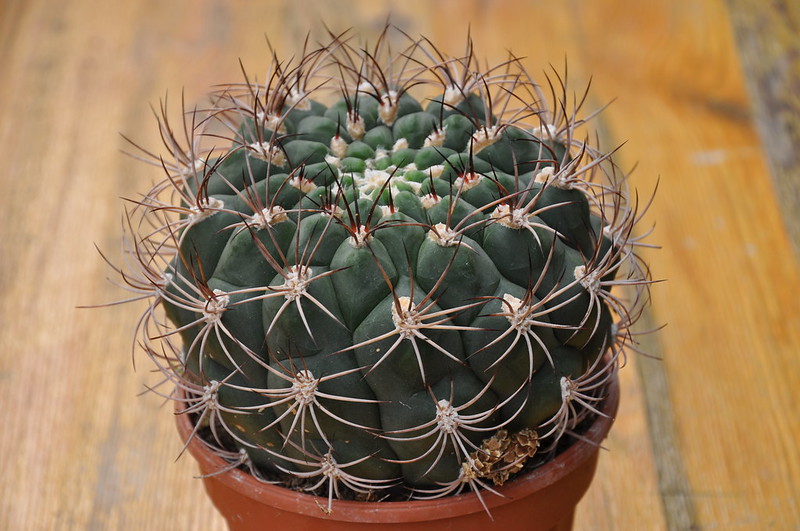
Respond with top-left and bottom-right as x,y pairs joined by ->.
113,26 -> 654,513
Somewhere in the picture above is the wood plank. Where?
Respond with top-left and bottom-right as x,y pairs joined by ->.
635,313 -> 697,531
569,0 -> 800,528
727,0 -> 800,258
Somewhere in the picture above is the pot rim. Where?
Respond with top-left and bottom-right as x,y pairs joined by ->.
175,371 -> 619,523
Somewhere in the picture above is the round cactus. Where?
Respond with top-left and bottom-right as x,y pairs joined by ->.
116,27 -> 653,510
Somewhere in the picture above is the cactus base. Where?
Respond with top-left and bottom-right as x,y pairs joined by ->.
175,369 -> 618,531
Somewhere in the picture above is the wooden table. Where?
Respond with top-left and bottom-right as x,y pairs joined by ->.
1,0 -> 798,529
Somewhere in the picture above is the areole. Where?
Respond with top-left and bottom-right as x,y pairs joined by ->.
175,372 -> 619,531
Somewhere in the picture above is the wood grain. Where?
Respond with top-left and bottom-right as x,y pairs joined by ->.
727,0 -> 800,259
572,2 -> 800,528
0,1 -> 797,530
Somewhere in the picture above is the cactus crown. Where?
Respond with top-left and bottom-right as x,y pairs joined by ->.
114,26 -> 653,512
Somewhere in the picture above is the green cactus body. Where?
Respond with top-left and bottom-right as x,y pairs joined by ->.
119,29 -> 651,505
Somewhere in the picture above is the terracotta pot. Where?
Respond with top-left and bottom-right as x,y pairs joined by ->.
175,374 -> 619,531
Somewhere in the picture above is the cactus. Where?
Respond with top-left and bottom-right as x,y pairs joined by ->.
114,27 -> 653,512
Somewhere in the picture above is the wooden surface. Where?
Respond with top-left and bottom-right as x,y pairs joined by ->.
1,1 -> 798,529
727,0 -> 800,259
